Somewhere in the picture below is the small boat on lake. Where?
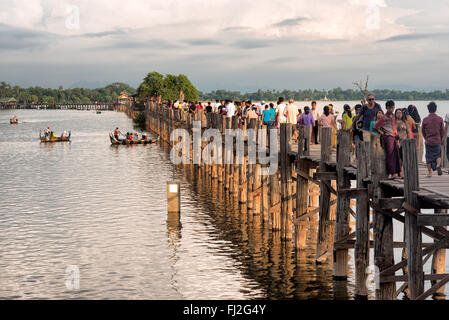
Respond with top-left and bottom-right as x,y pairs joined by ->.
96,111 -> 101,114
40,131 -> 71,142
109,133 -> 159,145
10,116 -> 18,124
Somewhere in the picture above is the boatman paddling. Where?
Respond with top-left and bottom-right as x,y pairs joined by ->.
114,127 -> 121,140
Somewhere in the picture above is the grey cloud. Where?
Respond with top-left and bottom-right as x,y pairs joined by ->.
378,32 -> 449,42
273,17 -> 307,27
267,57 -> 297,64
0,24 -> 58,50
221,26 -> 252,32
181,38 -> 222,46
79,29 -> 130,38
94,38 -> 180,51
231,39 -> 273,49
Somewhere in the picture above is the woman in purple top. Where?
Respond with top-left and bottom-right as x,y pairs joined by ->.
422,102 -> 444,177
299,106 -> 315,127
298,106 -> 314,144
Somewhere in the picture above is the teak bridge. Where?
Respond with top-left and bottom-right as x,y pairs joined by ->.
1,103 -> 117,110
139,102 -> 449,300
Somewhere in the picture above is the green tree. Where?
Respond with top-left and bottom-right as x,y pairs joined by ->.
137,71 -> 164,101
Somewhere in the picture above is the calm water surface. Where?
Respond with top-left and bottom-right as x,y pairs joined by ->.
0,109 -> 354,300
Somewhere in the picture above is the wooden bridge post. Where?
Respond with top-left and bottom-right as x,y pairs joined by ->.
333,130 -> 352,280
238,118 -> 247,204
354,141 -> 371,299
232,116 -> 240,197
403,138 -> 424,300
247,119 -> 257,212
225,116 -> 232,191
442,136 -> 448,169
316,127 -> 334,263
431,208 -> 448,299
269,127 -> 281,231
295,126 -> 310,250
371,134 -> 396,300
280,123 -> 293,241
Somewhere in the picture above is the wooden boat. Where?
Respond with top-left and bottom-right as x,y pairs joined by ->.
109,133 -> 160,145
10,118 -> 18,124
40,131 -> 71,142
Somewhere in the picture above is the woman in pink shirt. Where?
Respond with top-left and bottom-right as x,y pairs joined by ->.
319,106 -> 336,128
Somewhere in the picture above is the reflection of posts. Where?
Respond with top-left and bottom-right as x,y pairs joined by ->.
167,211 -> 182,244
167,182 -> 181,213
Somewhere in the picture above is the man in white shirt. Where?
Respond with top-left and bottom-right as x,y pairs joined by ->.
213,100 -> 220,113
225,100 -> 235,118
285,99 -> 299,140
275,97 -> 287,127
257,101 -> 265,117
285,99 -> 299,125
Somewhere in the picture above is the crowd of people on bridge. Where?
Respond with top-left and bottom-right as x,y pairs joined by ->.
159,96 -> 449,179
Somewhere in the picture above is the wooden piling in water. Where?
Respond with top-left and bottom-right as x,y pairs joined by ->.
295,126 -> 310,250
403,138 -> 423,299
316,127 -> 334,263
333,130 -> 352,280
354,141 -> 370,299
431,208 -> 448,299
371,134 -> 396,300
280,123 -> 293,241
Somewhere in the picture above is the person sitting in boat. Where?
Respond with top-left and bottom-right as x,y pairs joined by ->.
61,131 -> 68,138
134,133 -> 139,140
129,133 -> 134,140
142,134 -> 147,140
45,127 -> 50,138
51,131 -> 56,138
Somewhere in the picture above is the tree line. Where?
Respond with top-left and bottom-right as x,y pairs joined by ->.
198,88 -> 449,102
0,82 -> 136,104
3,78 -> 449,104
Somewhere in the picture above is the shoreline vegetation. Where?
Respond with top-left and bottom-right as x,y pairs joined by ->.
3,78 -> 449,104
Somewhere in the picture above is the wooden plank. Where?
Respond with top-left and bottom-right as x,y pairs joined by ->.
338,188 -> 368,199
380,198 -> 405,210
381,274 -> 449,284
313,172 -> 337,180
418,214 -> 449,226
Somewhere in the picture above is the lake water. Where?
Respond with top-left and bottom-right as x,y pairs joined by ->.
0,104 -> 447,300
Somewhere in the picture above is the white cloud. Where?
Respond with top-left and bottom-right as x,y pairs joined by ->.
0,0 -> 414,41
0,0 -> 44,28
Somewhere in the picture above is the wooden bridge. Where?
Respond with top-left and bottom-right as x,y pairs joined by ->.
3,103 -> 117,110
143,102 -> 449,300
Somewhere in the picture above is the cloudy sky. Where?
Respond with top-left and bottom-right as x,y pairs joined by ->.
1,0 -> 448,91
